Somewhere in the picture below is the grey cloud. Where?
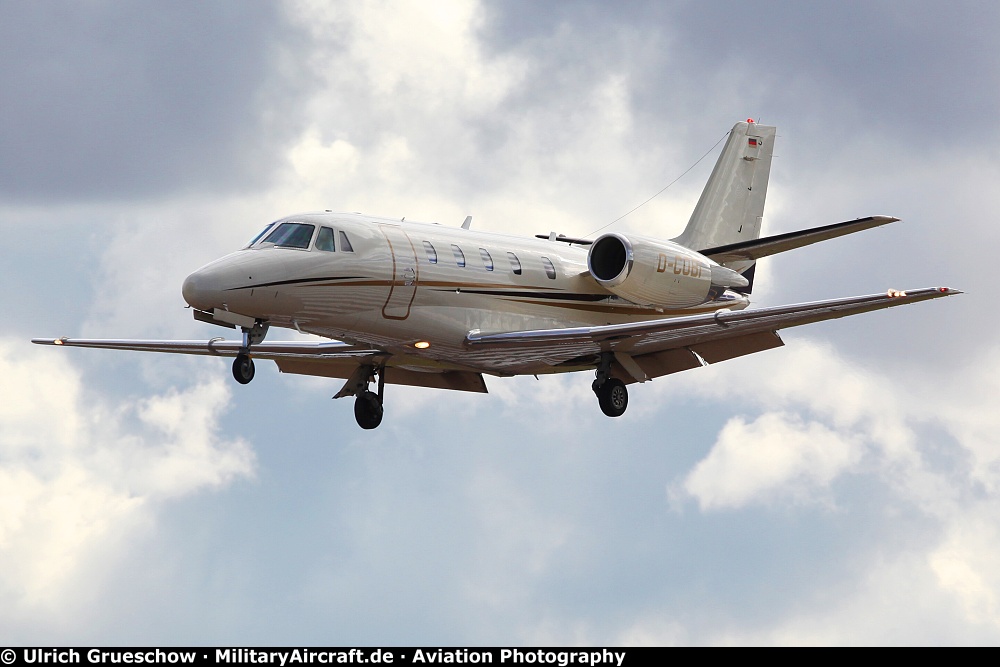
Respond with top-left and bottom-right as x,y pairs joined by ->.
4,0 -> 996,646
1,376 -> 975,645
0,1 -> 312,203
480,0 -> 1000,149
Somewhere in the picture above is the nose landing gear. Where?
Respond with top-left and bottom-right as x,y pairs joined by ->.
231,320 -> 269,385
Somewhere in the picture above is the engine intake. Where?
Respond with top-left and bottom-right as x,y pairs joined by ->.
588,234 -> 633,286
587,232 -> 744,308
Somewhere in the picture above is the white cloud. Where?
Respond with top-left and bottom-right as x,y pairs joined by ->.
644,338 -> 1000,642
5,0 -> 998,645
0,340 -> 254,619
681,412 -> 863,510
930,513 -> 1000,629
291,0 -> 525,111
662,340 -> 923,511
276,0 -> 710,241
662,338 -> 996,514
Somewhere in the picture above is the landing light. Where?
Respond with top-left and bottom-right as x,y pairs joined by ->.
414,341 -> 431,349
54,339 -> 64,345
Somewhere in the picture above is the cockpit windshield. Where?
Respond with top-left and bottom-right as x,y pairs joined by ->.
245,223 -> 276,248
260,222 -> 316,249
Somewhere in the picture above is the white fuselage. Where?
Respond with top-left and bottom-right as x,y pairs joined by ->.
182,212 -> 749,375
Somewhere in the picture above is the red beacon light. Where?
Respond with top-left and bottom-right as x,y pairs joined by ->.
747,118 -> 755,123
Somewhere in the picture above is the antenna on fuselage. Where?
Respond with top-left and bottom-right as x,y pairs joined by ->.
461,216 -> 472,230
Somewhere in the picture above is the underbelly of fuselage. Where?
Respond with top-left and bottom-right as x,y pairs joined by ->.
255,284 -> 749,375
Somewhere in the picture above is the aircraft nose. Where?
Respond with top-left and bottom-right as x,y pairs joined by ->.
182,270 -> 221,311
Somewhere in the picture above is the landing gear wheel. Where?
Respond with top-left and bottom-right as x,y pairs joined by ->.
354,390 -> 384,430
232,354 -> 255,385
595,378 -> 628,417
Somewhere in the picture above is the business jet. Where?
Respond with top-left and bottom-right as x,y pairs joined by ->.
34,120 -> 959,429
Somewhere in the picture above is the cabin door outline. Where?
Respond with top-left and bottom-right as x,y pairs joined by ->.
378,224 -> 419,320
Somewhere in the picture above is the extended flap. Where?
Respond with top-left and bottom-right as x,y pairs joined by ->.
689,331 -> 784,364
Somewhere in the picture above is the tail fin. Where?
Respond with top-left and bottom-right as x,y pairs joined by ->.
672,121 -> 776,281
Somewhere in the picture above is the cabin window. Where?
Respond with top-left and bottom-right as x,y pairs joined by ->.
507,252 -> 522,275
451,244 -> 466,267
480,248 -> 494,271
339,231 -> 354,252
246,222 -> 276,248
263,222 -> 315,249
316,227 -> 336,252
423,241 -> 438,264
541,256 -> 556,279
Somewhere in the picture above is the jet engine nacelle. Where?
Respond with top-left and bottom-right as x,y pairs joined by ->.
587,233 -> 747,308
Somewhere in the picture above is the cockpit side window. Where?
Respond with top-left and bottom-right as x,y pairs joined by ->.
339,231 -> 355,252
246,223 -> 276,248
316,227 -> 336,252
263,222 -> 316,249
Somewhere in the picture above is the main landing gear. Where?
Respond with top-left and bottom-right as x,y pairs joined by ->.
231,320 -> 269,386
354,390 -> 383,430
592,352 -> 628,417
350,365 -> 385,430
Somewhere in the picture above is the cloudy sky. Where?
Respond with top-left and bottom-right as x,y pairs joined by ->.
1,0 -> 996,645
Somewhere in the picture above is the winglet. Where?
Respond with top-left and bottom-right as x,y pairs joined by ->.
31,338 -> 67,345
462,216 -> 472,230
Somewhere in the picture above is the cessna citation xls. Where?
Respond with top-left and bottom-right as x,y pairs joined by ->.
35,121 -> 959,429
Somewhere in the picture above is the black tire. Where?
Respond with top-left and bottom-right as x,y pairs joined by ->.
596,378 -> 628,417
232,354 -> 255,384
354,390 -> 384,430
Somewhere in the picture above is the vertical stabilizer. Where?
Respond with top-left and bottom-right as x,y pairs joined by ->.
672,121 -> 776,277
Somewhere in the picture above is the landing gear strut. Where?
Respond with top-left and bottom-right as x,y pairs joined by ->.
352,365 -> 385,430
231,320 -> 268,386
592,352 -> 628,417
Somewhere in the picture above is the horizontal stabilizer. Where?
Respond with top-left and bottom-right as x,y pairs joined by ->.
699,215 -> 899,265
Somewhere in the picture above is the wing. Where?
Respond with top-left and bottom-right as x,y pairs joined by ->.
464,287 -> 960,382
33,286 -> 958,391
30,337 -> 378,359
30,337 -> 489,394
